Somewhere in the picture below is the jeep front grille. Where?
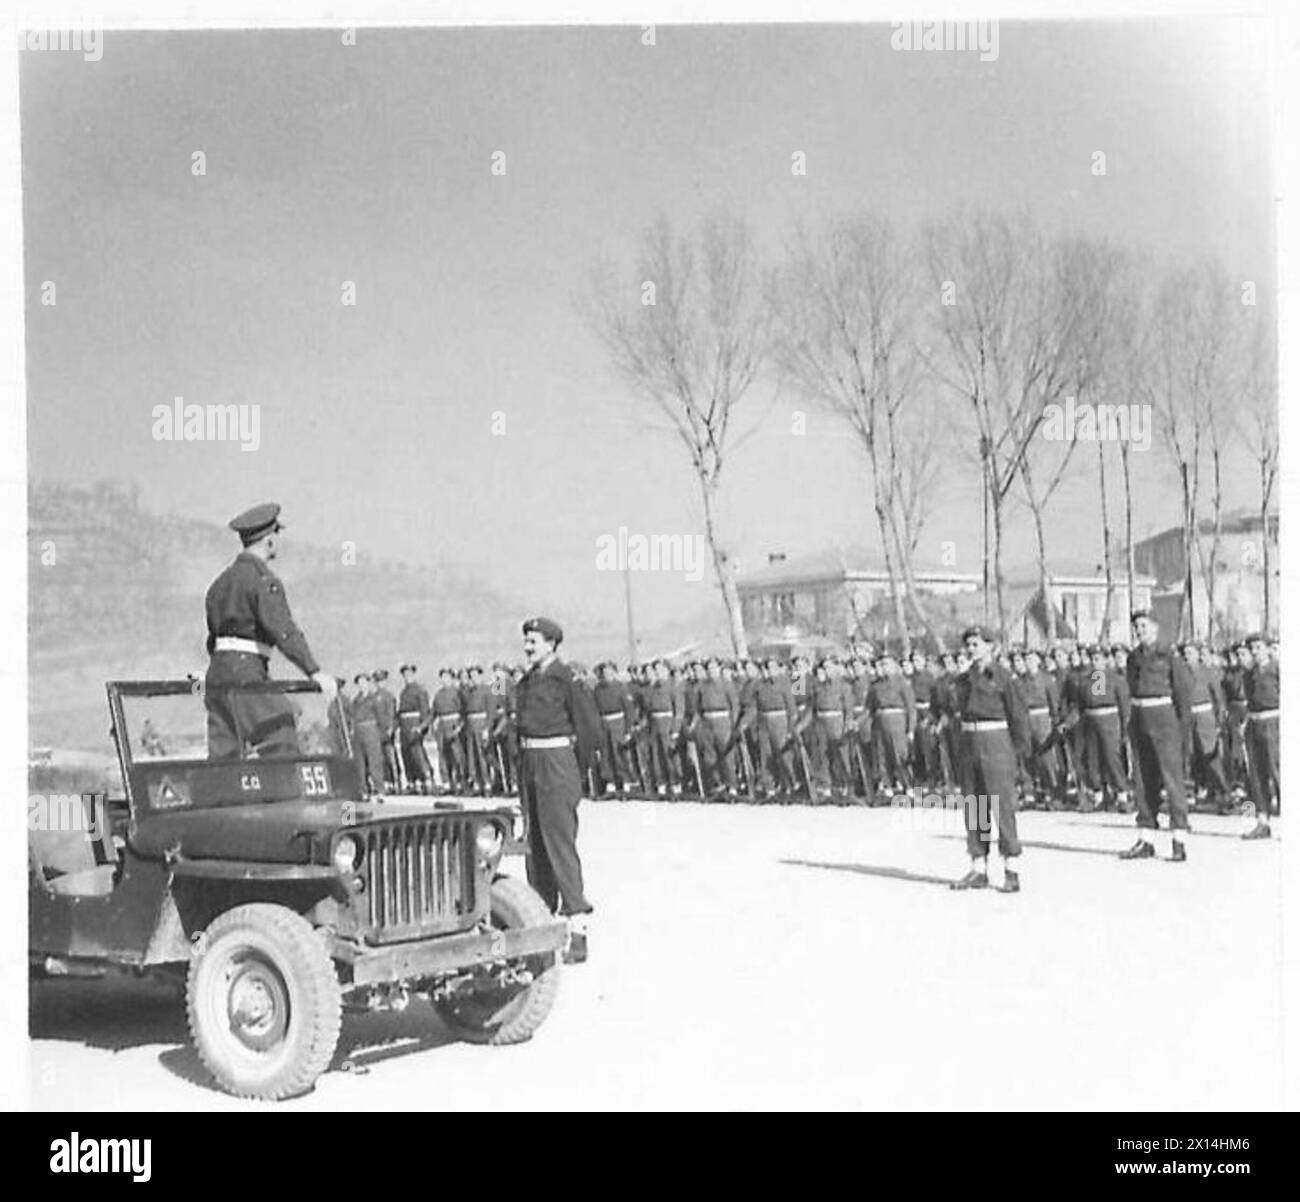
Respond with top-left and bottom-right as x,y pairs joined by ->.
362,818 -> 478,942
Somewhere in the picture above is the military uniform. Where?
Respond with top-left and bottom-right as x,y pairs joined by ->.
693,672 -> 739,798
396,667 -> 433,792
955,657 -> 1030,864
372,670 -> 400,790
351,680 -> 386,795
751,667 -> 797,798
203,505 -> 320,760
1123,638 -> 1194,848
460,671 -> 496,794
644,670 -> 683,797
1077,657 -> 1131,810
516,619 -> 597,920
1244,649 -> 1280,826
869,671 -> 915,794
593,668 -> 636,794
431,675 -> 465,792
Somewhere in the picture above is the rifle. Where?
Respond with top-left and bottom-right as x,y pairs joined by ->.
686,735 -> 706,800
737,736 -> 757,802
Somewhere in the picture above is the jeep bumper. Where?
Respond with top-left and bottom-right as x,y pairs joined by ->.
339,919 -> 569,986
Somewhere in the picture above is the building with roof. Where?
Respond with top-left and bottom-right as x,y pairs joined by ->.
1131,508 -> 1279,639
736,546 -> 1156,649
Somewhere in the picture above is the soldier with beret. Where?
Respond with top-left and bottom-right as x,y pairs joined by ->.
372,668 -> 400,791
350,672 -> 385,796
1242,632 -> 1280,839
397,664 -> 433,794
951,626 -> 1031,893
431,668 -> 466,793
203,502 -> 337,759
1121,610 -> 1194,862
515,617 -> 598,963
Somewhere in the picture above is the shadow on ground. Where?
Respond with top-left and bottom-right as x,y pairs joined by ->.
781,859 -> 955,887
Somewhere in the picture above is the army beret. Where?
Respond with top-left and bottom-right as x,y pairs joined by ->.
960,626 -> 993,644
373,668 -> 389,681
522,616 -> 563,645
1244,631 -> 1266,644
353,672 -> 370,684
400,663 -> 417,673
1130,608 -> 1154,623
229,501 -> 283,545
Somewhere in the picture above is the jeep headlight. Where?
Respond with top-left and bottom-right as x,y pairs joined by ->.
475,821 -> 504,863
332,834 -> 361,873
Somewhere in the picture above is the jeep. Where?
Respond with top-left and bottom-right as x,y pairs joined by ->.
29,680 -> 567,1100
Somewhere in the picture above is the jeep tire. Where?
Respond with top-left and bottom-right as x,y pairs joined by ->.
432,875 -> 561,1045
187,903 -> 341,1100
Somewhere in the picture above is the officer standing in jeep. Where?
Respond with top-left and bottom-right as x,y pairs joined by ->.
204,502 -> 336,758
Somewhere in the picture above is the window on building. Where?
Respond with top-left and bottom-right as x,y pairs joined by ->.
774,592 -> 796,625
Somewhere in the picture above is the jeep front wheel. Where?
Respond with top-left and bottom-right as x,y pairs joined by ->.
432,875 -> 561,1045
186,903 -> 341,1100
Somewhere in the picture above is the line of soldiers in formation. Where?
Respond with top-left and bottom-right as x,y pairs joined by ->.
335,634 -> 1279,835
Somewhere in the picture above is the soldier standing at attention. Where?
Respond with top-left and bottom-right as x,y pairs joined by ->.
489,662 -> 519,796
204,502 -> 336,758
869,652 -> 915,797
593,661 -> 635,795
1242,632 -> 1279,840
1121,610 -> 1194,862
396,663 -> 433,793
644,659 -> 682,798
1077,644 -> 1132,813
515,617 -> 597,963
693,654 -> 740,800
350,673 -> 385,796
372,668 -> 400,791
1180,643 -> 1229,811
431,668 -> 465,793
950,627 -> 1031,893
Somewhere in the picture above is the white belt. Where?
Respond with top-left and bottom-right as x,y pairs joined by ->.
1084,706 -> 1119,717
600,712 -> 625,722
1027,706 -> 1050,716
703,709 -> 731,718
1190,701 -> 1214,714
213,636 -> 272,657
961,720 -> 1007,733
1249,709 -> 1279,721
521,735 -> 573,750
650,711 -> 674,718
876,707 -> 905,716
1130,696 -> 1172,709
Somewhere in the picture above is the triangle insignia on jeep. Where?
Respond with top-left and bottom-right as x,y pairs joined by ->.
150,775 -> 190,810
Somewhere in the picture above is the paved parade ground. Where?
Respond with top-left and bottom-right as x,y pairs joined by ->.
29,801 -> 1285,1111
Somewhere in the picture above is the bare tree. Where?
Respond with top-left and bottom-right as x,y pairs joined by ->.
1237,294 -> 1278,633
923,211 -> 1082,642
1150,259 -> 1235,639
581,214 -> 767,656
767,215 -> 931,651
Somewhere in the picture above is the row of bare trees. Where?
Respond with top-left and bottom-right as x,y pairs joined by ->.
582,211 -> 1277,654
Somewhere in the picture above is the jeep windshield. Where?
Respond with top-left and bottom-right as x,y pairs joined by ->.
113,681 -> 350,764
